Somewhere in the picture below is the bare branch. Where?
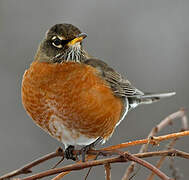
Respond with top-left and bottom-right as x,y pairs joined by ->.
104,163 -> 111,180
52,130 -> 189,179
123,152 -> 171,180
103,130 -> 189,152
141,108 -> 187,154
122,109 -> 188,180
146,138 -> 177,180
51,171 -> 70,180
0,148 -> 64,180
16,149 -> 189,180
1,129 -> 189,180
169,157 -> 181,180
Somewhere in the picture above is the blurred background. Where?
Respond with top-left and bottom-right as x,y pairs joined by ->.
0,0 -> 189,179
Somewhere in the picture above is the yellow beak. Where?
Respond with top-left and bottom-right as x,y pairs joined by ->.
67,33 -> 87,46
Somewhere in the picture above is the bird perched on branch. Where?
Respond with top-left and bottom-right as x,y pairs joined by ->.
22,23 -> 175,161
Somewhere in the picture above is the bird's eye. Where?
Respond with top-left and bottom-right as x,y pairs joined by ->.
52,37 -> 63,48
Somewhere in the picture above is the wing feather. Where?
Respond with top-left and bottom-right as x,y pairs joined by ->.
84,58 -> 144,97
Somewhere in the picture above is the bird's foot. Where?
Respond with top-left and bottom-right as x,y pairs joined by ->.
81,145 -> 92,162
65,145 -> 76,161
81,137 -> 103,162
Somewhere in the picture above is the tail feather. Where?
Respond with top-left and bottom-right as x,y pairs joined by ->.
141,92 -> 176,99
128,91 -> 176,110
140,91 -> 176,104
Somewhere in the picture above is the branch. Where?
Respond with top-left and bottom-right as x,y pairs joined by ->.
102,130 -> 189,151
146,138 -> 177,180
0,148 -> 64,180
140,108 -> 188,153
51,171 -> 70,180
122,109 -> 188,180
104,163 -> 111,180
16,149 -> 189,180
122,152 -> 171,180
39,129 -> 189,180
1,130 -> 189,180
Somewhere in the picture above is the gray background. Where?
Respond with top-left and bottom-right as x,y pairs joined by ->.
0,0 -> 189,179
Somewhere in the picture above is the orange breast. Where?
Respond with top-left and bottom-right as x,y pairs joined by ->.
22,61 -> 123,140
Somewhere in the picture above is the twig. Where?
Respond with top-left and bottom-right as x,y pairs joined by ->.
84,167 -> 92,180
104,130 -> 189,151
51,171 -> 70,180
107,149 -> 171,180
104,163 -> 111,180
169,157 -> 181,180
146,109 -> 188,180
0,148 -> 64,180
83,154 -> 99,180
141,109 -> 187,152
51,130 -> 189,180
122,109 -> 188,180
1,130 -> 189,180
52,156 -> 65,169
136,149 -> 189,159
146,138 -> 177,180
124,153 -> 171,180
18,149 -> 189,180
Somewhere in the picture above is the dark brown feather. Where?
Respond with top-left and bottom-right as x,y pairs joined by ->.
84,58 -> 144,97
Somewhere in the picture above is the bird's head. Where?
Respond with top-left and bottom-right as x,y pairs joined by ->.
35,23 -> 87,63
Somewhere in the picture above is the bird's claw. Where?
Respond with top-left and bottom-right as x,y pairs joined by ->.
81,145 -> 92,162
65,145 -> 76,161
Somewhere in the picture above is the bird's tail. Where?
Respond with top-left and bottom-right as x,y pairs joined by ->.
139,92 -> 176,104
128,92 -> 176,110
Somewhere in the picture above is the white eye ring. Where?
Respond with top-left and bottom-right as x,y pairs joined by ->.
51,36 -> 63,48
52,42 -> 62,48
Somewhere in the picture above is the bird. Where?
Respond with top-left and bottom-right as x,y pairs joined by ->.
21,23 -> 175,161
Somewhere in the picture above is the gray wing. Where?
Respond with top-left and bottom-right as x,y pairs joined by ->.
84,58 -> 144,97
84,58 -> 176,127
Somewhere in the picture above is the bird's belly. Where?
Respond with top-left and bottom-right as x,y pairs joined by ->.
48,114 -> 98,147
22,62 -> 123,144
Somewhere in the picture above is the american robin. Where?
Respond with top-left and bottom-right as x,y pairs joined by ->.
22,23 -> 175,160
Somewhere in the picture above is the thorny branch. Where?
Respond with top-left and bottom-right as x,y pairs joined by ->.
0,110 -> 188,180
